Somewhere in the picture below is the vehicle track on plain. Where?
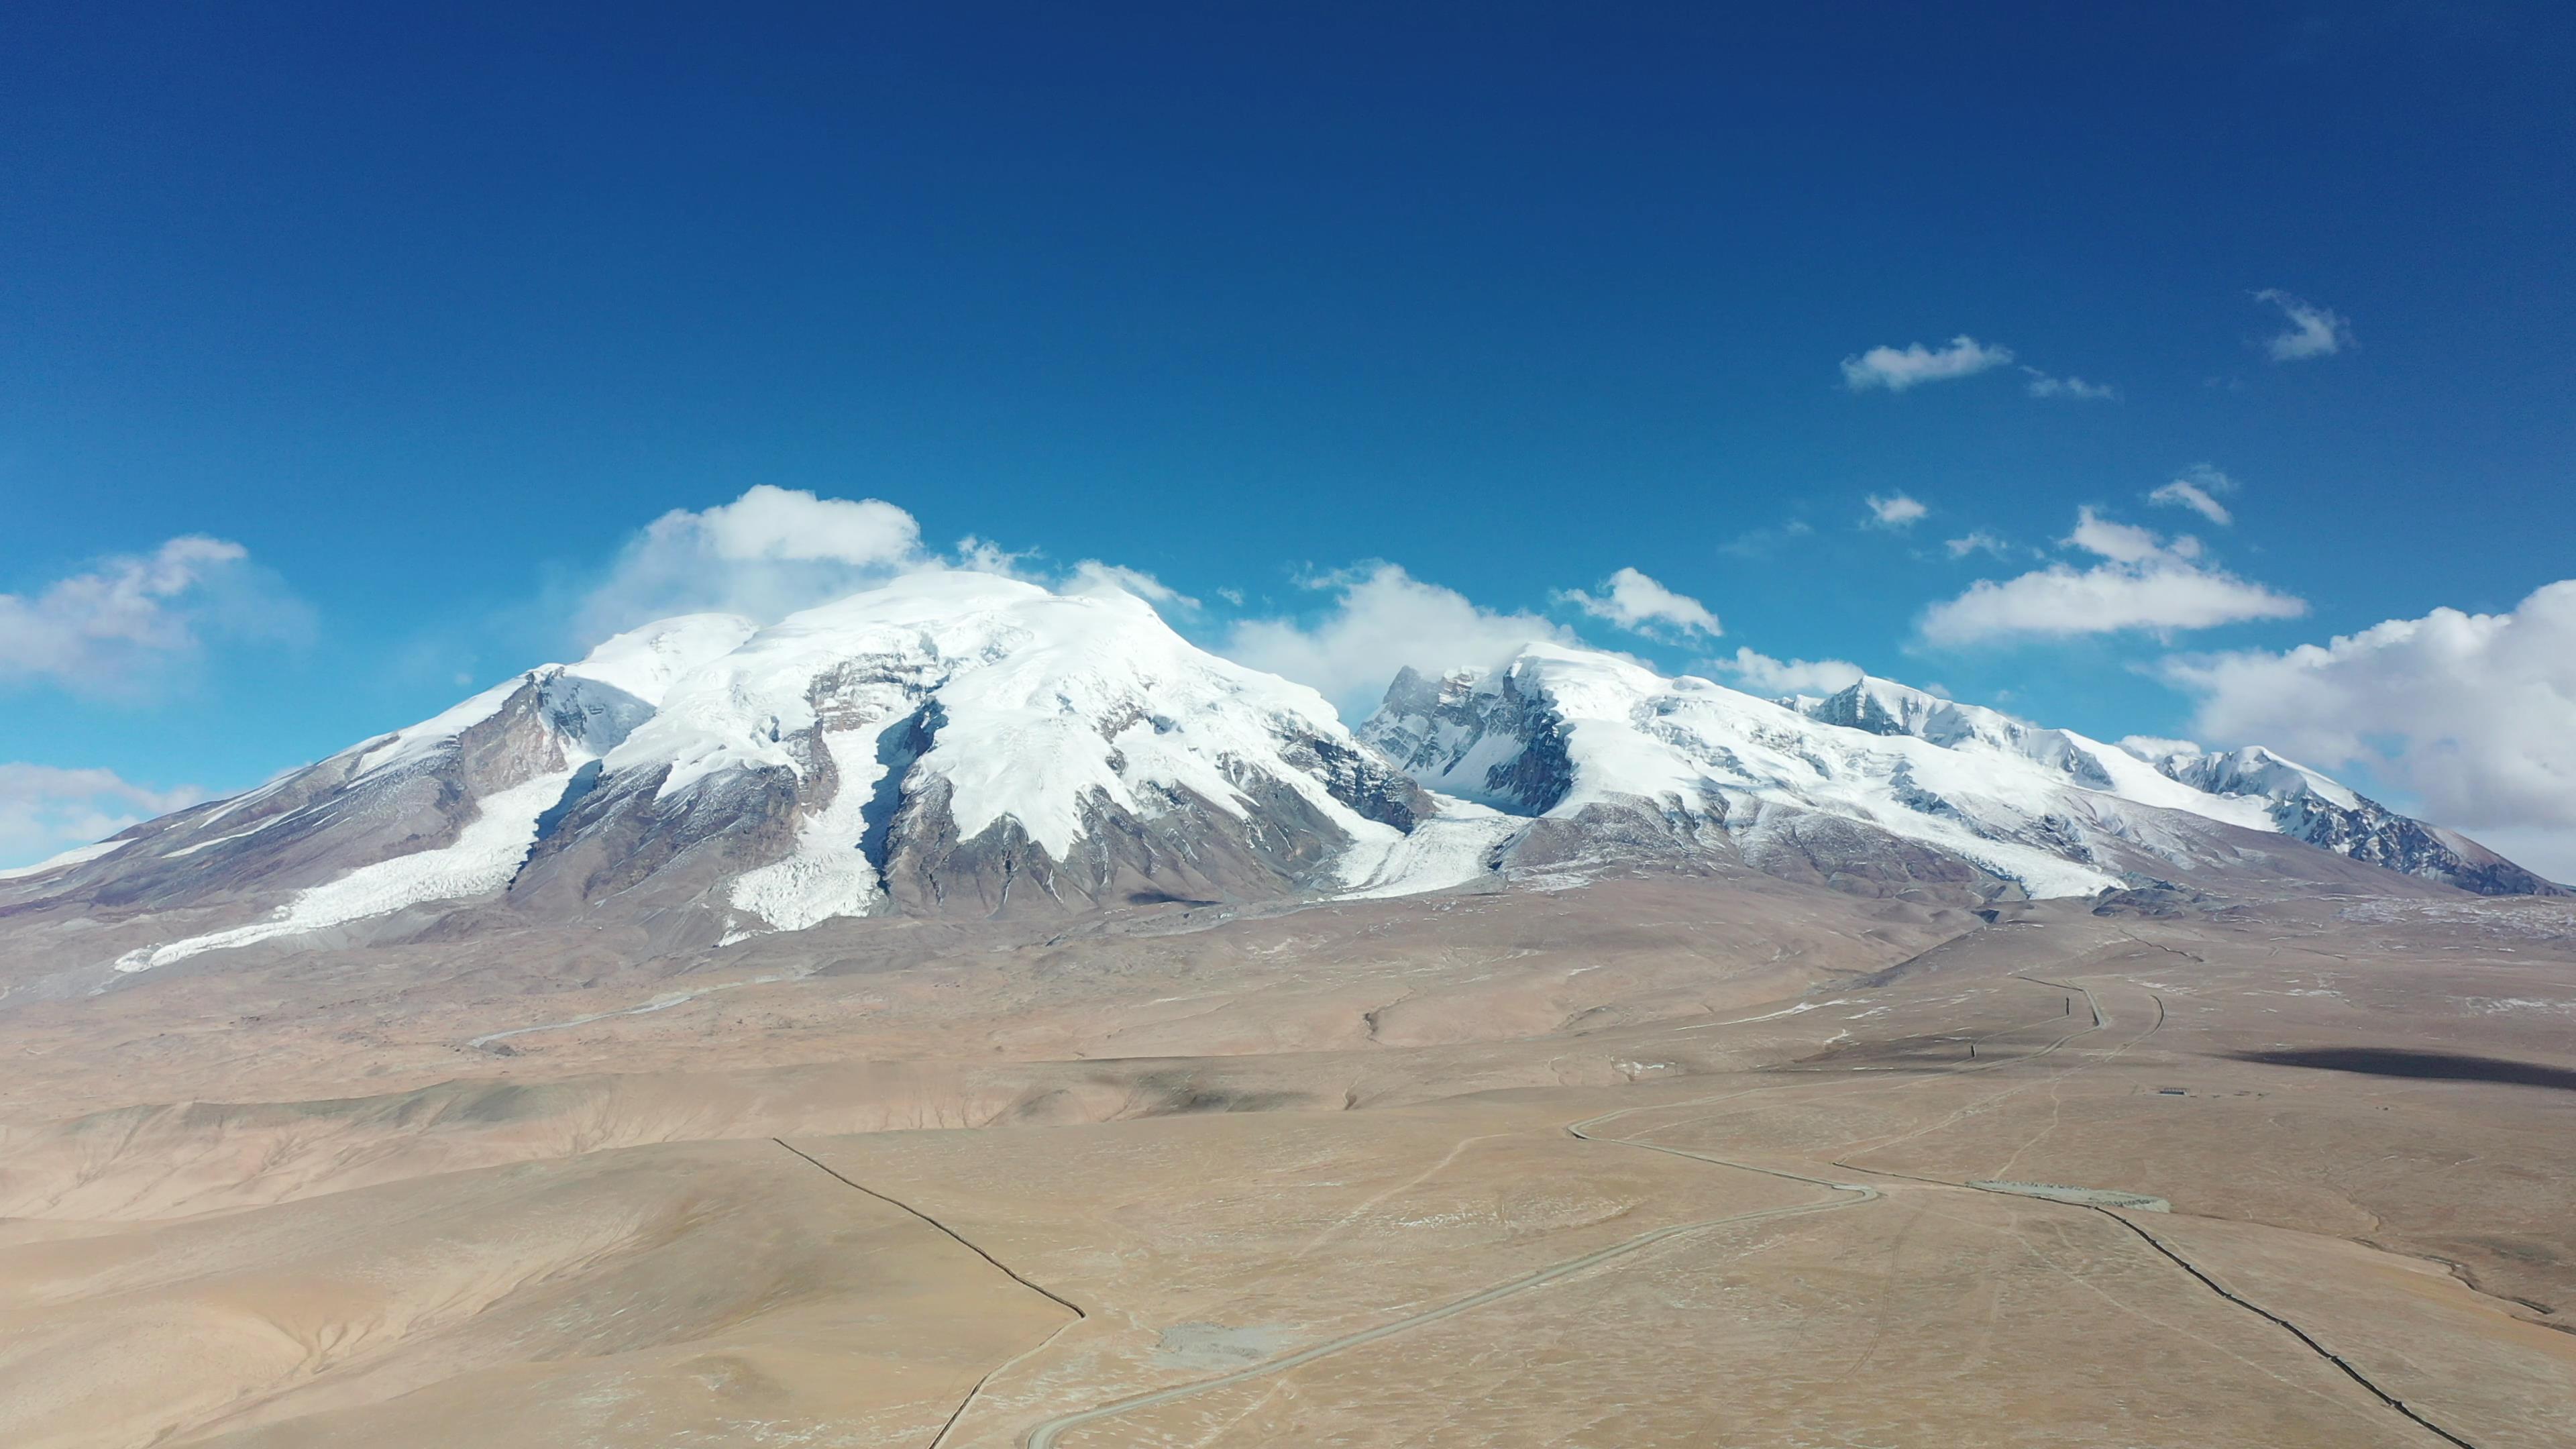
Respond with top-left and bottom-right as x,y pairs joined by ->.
1014,1118 -> 1881,1447
1012,980 -> 2124,1444
770,1138 -> 1086,1448
1819,981 -> 2481,1448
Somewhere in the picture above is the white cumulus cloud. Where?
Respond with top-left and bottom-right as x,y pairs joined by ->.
580,486 -> 1211,638
1841,336 -> 2014,392
1919,507 -> 2305,645
1864,493 -> 1930,529
2162,580 -> 2576,880
1224,564 -> 1568,719
0,535 -> 304,693
1556,568 -> 1720,640
2147,464 -> 2237,526
0,763 -> 203,870
2254,288 -> 2353,361
579,486 -> 930,637
1713,647 -> 1865,696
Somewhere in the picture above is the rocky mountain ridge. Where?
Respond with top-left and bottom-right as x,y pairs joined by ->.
2,574 -> 2559,987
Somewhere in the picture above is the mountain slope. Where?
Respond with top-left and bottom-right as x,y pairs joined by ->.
6,584 -> 2560,989
1776,675 -> 2561,896
0,574 -> 1482,983
1361,645 -> 2563,901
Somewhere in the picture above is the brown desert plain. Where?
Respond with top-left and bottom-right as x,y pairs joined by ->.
2,869 -> 2573,1447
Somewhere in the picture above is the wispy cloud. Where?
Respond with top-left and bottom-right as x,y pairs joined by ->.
0,763 -> 203,869
1944,531 -> 2009,559
0,536 -> 305,694
1840,336 -> 2014,392
1919,506 -> 2305,644
1712,646 -> 1864,696
2147,464 -> 2237,526
1224,563 -> 1567,718
1716,519 -> 1814,559
2254,288 -> 2353,361
1067,561 -> 1198,610
2023,368 -> 2118,400
1863,493 -> 1929,529
1556,567 -> 1720,640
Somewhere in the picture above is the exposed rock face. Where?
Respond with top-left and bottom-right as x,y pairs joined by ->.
0,575 -> 1482,981
1360,648 -> 2563,903
1,579 -> 2558,988
1364,665 -> 1575,814
2135,745 -> 2566,898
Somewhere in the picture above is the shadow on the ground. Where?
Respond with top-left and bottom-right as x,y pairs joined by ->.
2229,1046 -> 2576,1091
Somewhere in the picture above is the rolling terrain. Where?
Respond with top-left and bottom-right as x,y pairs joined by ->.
1,573 -> 2569,1446
1,879 -> 2571,1447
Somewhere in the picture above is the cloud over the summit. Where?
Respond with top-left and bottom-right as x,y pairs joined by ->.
580,486 -> 928,637
1224,563 -> 1566,718
1066,560 -> 1198,610
1556,568 -> 1720,640
1712,647 -> 1864,696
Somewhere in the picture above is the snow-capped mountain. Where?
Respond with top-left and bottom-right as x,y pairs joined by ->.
5,580 -> 2560,983
1774,676 -> 2558,896
1360,645 -> 2563,900
2117,741 -> 2557,898
1,573 -> 1492,977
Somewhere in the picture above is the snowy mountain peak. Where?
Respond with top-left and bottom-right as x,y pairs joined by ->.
3,581 -> 2561,985
570,613 -> 761,705
1361,639 -> 2563,902
9,572 -> 1492,977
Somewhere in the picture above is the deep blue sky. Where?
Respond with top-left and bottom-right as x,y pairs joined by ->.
5,3 -> 2573,864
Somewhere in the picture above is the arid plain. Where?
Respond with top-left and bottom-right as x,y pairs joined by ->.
3,871 -> 2572,1448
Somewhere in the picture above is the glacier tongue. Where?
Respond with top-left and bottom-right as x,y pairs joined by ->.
1334,800 -> 1521,900
724,718 -> 904,934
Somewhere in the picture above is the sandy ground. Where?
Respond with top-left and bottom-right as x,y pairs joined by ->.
2,879 -> 2572,1446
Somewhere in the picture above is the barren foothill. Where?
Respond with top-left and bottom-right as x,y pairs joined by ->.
3,879 -> 2572,1446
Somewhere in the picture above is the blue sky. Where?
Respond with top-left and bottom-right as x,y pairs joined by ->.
5,3 -> 2574,874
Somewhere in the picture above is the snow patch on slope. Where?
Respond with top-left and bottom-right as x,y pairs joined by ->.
112,770 -> 578,973
0,839 -> 129,882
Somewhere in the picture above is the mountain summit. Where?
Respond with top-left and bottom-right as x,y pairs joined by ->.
1,576 -> 2558,985
1358,645 -> 2562,900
